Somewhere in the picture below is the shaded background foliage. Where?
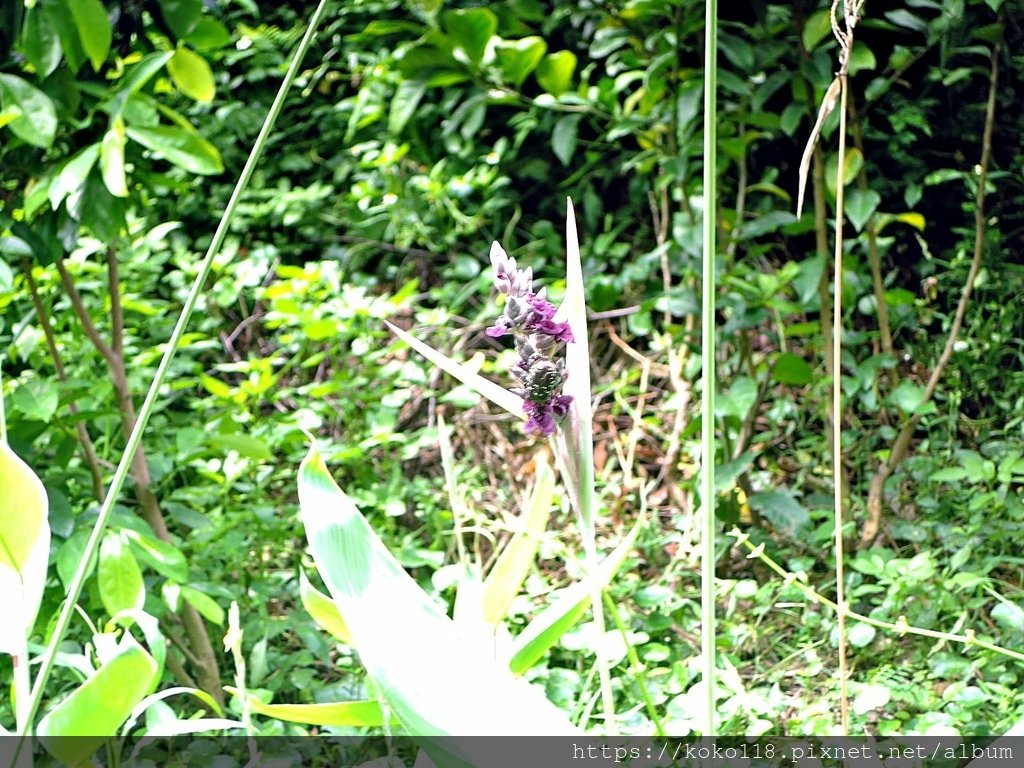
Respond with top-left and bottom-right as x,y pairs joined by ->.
1,0 -> 1023,736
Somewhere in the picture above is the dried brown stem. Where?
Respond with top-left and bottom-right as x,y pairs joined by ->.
861,40 -> 1001,548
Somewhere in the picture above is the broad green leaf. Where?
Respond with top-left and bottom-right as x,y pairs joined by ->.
126,125 -> 224,175
0,442 -> 50,654
802,10 -> 833,52
160,0 -> 203,39
111,51 -> 176,112
168,46 -> 215,102
385,321 -> 524,419
51,143 -> 100,209
78,171 -> 126,240
494,37 -> 547,87
11,378 -> 59,422
825,147 -> 864,199
772,352 -> 813,386
181,586 -> 224,625
226,687 -> 391,727
535,50 -> 576,96
298,446 -> 579,736
38,640 -> 158,765
388,79 -> 427,135
508,513 -> 643,675
481,455 -> 554,625
21,6 -> 63,78
890,380 -> 926,415
0,73 -> 58,148
100,117 -> 129,197
929,467 -> 969,483
442,8 -> 496,65
49,2 -> 86,73
99,532 -> 145,616
848,623 -> 877,649
748,491 -> 810,537
845,188 -> 880,232
123,528 -> 188,583
299,569 -> 352,644
552,113 -> 581,166
69,0 -> 112,70
185,17 -> 233,50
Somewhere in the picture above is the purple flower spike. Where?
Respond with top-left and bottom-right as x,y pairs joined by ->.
486,240 -> 574,438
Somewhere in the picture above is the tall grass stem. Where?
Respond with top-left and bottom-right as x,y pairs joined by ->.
701,0 -> 719,736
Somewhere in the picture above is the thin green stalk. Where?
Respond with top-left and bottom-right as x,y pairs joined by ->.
700,0 -> 718,736
730,529 -> 1024,664
832,70 -> 850,734
17,0 -> 331,739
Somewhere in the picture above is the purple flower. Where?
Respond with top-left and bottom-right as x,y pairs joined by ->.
487,239 -> 574,438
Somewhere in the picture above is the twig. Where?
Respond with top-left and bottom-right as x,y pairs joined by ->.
861,38 -> 1001,548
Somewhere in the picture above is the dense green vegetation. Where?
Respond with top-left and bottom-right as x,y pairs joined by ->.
1,0 -> 1022,746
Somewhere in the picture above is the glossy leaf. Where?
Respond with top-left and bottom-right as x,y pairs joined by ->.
845,188 -> 880,232
298,445 -> 579,736
100,117 -> 129,197
160,0 -> 203,39
535,51 -> 576,96
168,46 -> 216,102
126,125 -> 224,175
442,8 -> 496,65
99,532 -> 145,616
21,6 -> 63,78
494,37 -> 547,87
38,640 -> 158,765
51,143 -> 100,209
123,528 -> 188,583
299,569 -> 352,644
772,352 -> 814,386
388,79 -> 427,135
0,74 -> 57,148
227,687 -> 391,727
0,441 -> 50,654
69,0 -> 112,70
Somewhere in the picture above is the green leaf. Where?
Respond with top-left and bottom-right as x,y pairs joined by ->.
168,46 -> 215,102
442,8 -> 496,65
126,125 -> 224,175
99,531 -> 145,616
0,73 -> 57,148
185,17 -> 232,49
991,601 -> 1024,632
480,456 -> 554,625
748,490 -> 810,537
226,688 -> 392,727
100,117 -> 129,197
207,432 -> 273,461
181,586 -> 224,625
551,113 -> 580,166
298,446 -> 580,737
299,570 -> 352,644
388,79 -> 427,135
845,188 -> 880,232
772,352 -> 813,386
825,147 -> 864,198
535,50 -> 576,96
38,640 -> 158,765
21,5 -> 63,78
494,36 -> 547,87
508,514 -> 644,675
159,0 -> 203,39
123,528 -> 188,583
78,171 -> 126,240
929,467 -> 969,483
51,143 -> 100,209
802,9 -> 833,51
49,1 -> 86,73
848,623 -> 877,648
890,381 -> 926,415
11,378 -> 59,421
0,441 -> 50,654
69,0 -> 112,70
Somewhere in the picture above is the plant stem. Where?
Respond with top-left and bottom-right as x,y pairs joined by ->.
22,261 -> 106,502
861,38 -> 1001,548
701,0 -> 718,736
730,529 -> 1024,663
17,0 -> 331,738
